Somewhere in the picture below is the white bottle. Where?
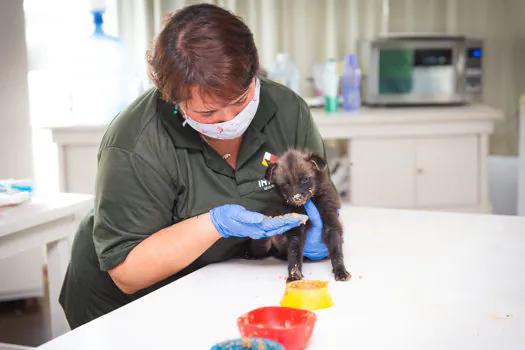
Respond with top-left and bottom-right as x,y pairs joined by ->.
323,58 -> 340,112
268,53 -> 301,95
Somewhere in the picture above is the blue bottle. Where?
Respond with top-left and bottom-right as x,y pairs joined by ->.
341,53 -> 362,111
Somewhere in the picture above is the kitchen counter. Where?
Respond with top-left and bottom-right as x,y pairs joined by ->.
311,104 -> 502,124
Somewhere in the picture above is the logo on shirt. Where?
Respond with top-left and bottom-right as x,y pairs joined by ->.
258,179 -> 275,191
261,152 -> 277,167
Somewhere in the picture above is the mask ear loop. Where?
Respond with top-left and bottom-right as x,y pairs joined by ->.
174,105 -> 189,127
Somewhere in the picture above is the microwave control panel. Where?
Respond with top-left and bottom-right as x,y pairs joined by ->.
465,42 -> 483,96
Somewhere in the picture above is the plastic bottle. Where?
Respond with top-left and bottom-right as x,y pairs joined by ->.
341,53 -> 362,111
268,53 -> 301,95
69,1 -> 136,124
312,63 -> 325,96
323,58 -> 339,112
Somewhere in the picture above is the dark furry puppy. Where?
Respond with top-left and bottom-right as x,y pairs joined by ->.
250,148 -> 351,283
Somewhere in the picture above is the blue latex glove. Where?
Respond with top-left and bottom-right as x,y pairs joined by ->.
302,199 -> 330,260
210,204 -> 308,239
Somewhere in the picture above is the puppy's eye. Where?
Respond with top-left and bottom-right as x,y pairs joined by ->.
300,177 -> 310,184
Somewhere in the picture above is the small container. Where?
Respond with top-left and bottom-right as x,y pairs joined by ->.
211,337 -> 284,350
237,306 -> 317,350
280,280 -> 334,311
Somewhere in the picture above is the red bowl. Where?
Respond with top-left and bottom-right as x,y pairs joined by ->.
237,306 -> 317,350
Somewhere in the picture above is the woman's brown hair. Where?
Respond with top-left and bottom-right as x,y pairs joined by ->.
146,3 -> 259,106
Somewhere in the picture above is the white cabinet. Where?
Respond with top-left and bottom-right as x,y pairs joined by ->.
351,138 -> 416,208
50,126 -> 104,194
415,136 -> 478,208
351,135 -> 480,211
61,145 -> 99,194
312,104 -> 503,213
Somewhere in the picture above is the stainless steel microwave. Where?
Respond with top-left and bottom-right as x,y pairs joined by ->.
358,34 -> 483,106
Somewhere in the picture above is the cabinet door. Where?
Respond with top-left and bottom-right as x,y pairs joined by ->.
415,136 -> 479,207
350,138 -> 416,208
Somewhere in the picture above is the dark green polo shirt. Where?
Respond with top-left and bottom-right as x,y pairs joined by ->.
59,77 -> 327,329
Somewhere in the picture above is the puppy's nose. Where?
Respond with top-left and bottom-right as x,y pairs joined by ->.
292,194 -> 303,202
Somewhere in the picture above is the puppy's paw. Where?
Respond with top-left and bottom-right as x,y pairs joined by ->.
333,267 -> 351,281
286,267 -> 304,283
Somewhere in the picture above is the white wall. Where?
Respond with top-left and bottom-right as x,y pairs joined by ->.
0,0 -> 45,303
0,0 -> 33,179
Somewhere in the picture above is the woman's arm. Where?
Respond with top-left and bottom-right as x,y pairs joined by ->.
108,204 -> 308,294
109,212 -> 219,294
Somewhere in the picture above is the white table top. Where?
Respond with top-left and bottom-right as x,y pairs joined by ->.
0,193 -> 93,236
36,206 -> 525,350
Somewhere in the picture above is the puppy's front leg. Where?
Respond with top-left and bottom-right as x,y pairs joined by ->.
286,227 -> 305,283
322,216 -> 351,281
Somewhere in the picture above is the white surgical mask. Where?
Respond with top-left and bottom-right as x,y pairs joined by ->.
176,78 -> 260,140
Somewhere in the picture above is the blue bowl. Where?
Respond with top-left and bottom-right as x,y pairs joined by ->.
211,337 -> 284,350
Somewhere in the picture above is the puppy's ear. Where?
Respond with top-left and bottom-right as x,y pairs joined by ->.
265,163 -> 278,182
308,153 -> 327,172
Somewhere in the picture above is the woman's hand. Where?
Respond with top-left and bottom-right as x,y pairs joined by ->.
210,204 -> 308,239
302,199 -> 330,260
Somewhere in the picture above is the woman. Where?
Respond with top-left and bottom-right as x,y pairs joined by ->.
59,3 -> 331,329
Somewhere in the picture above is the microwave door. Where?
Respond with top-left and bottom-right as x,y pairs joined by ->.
379,49 -> 414,95
373,45 -> 462,105
412,48 -> 455,97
